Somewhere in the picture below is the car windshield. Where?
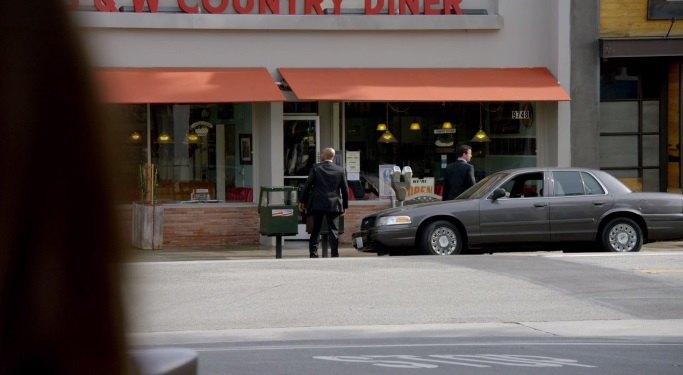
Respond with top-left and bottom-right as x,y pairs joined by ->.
457,171 -> 510,199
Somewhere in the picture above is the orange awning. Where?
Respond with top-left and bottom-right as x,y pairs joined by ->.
278,68 -> 570,102
96,68 -> 285,103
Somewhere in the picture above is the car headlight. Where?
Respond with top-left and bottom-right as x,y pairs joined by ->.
376,215 -> 412,226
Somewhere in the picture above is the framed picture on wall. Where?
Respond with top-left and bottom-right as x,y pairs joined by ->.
239,134 -> 252,165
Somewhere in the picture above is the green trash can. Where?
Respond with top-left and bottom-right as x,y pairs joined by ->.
258,186 -> 299,258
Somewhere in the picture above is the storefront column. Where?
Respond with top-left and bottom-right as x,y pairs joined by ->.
254,102 -> 284,245
534,101 -> 571,167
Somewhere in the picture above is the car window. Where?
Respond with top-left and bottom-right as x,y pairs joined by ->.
498,172 -> 544,198
458,172 -> 508,199
553,171 -> 584,196
581,172 -> 605,195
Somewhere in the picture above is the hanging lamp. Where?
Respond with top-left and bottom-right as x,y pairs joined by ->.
471,104 -> 491,142
409,121 -> 421,131
378,130 -> 398,143
129,131 -> 143,143
186,131 -> 200,144
377,102 -> 389,131
158,131 -> 173,144
377,102 -> 396,142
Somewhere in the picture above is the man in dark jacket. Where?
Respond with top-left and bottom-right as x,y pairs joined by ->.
442,144 -> 476,200
298,147 -> 349,258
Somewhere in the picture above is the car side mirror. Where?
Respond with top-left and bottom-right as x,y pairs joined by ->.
491,188 -> 506,201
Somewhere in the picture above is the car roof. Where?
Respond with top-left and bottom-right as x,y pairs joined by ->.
495,167 -> 603,174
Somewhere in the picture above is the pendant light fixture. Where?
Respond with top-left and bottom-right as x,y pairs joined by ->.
158,131 -> 173,144
129,131 -> 143,143
377,102 -> 389,131
409,121 -> 421,131
378,129 -> 398,143
186,131 -> 200,144
471,104 -> 491,142
377,102 -> 398,143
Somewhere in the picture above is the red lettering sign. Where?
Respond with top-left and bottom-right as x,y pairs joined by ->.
203,0 -> 228,14
443,0 -> 462,15
331,0 -> 343,15
399,0 -> 419,15
178,0 -> 200,13
304,0 -> 323,15
365,0 -> 383,15
259,0 -> 279,14
423,0 -> 439,15
134,0 -> 159,12
94,0 -> 118,12
76,0 -> 465,15
234,0 -> 255,14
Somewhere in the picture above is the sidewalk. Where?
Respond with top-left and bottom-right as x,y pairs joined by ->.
127,240 -> 683,262
128,241 -> 373,262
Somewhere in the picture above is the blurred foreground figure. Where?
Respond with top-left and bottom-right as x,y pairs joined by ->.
0,2 -> 128,374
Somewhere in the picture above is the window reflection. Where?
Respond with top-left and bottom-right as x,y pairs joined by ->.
108,103 -> 254,203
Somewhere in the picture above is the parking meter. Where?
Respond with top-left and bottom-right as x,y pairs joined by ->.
402,166 -> 412,182
391,166 -> 412,205
391,165 -> 402,183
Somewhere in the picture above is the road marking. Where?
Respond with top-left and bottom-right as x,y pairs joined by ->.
314,354 -> 597,369
191,341 -> 683,352
545,252 -> 683,258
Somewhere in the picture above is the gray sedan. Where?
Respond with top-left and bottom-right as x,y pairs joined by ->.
352,168 -> 683,255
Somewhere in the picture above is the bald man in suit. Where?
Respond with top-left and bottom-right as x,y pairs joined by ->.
299,147 -> 349,258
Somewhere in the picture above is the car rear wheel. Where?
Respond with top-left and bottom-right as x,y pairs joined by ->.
421,221 -> 462,255
601,217 -> 643,252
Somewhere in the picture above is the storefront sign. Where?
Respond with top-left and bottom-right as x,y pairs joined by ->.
345,150 -> 360,181
71,0 -> 463,15
648,0 -> 683,20
511,110 -> 530,120
407,177 -> 435,197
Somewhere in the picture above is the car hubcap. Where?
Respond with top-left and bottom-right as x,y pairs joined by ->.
608,223 -> 637,252
430,227 -> 457,255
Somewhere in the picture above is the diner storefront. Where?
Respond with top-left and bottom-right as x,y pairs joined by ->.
72,0 -> 571,247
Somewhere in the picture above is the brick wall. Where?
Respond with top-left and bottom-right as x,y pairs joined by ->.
600,0 -> 683,37
122,202 -> 391,248
163,206 -> 261,246
339,203 -> 390,244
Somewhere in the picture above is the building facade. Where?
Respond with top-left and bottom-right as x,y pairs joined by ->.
594,0 -> 682,194
70,0 -> 572,247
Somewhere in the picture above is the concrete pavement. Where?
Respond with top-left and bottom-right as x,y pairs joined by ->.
127,240 -> 683,262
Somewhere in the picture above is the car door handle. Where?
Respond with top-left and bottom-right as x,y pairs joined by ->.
593,201 -> 605,206
534,203 -> 547,208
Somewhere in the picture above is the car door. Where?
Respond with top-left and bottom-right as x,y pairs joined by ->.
548,170 -> 613,241
479,171 -> 550,244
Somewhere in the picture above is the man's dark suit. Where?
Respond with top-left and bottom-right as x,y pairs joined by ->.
442,159 -> 476,200
299,160 -> 349,257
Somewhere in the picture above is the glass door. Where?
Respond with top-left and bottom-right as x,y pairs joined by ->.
283,115 -> 320,240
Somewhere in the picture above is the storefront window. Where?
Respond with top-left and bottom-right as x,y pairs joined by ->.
599,59 -> 665,192
343,102 -> 536,201
109,103 -> 254,203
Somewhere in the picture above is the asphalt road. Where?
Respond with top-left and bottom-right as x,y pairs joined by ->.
124,251 -> 683,374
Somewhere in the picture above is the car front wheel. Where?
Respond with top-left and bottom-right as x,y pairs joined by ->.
601,217 -> 643,252
420,221 -> 463,255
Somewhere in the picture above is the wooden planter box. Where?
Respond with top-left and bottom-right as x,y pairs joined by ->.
132,203 -> 164,249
